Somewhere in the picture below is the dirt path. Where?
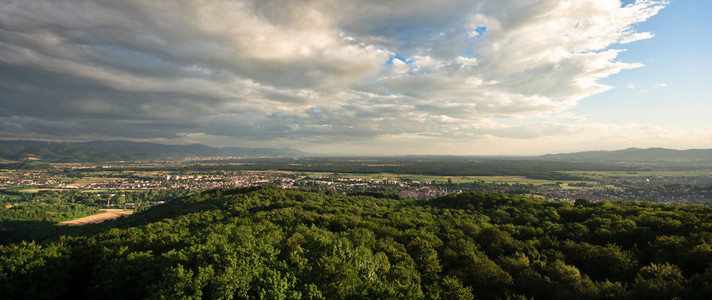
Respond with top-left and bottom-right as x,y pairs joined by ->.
56,209 -> 133,226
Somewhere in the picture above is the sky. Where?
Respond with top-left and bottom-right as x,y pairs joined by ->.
1,0 -> 710,155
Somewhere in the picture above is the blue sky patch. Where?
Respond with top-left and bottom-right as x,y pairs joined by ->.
474,26 -> 487,37
387,54 -> 413,65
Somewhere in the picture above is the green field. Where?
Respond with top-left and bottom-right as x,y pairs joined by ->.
563,170 -> 712,178
71,177 -> 123,185
298,172 -> 600,188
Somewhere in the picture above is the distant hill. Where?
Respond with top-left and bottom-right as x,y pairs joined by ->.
0,140 -> 309,162
538,147 -> 712,164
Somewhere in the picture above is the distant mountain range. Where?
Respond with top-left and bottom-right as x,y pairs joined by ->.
0,140 -> 308,162
538,147 -> 712,164
1,140 -> 710,164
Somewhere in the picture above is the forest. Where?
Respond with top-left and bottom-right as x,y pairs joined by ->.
2,187 -> 712,299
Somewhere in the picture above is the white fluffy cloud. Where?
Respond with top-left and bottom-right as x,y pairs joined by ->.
0,0 -> 667,151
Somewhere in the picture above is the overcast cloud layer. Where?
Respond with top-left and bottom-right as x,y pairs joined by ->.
0,0 -> 671,153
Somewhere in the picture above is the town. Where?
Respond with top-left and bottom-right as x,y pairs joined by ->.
2,160 -> 711,207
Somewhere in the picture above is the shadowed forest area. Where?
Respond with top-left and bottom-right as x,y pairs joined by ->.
2,187 -> 712,299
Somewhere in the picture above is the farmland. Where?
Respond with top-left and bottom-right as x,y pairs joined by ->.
1,156 -> 710,204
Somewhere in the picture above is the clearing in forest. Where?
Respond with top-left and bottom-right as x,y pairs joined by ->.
56,209 -> 133,226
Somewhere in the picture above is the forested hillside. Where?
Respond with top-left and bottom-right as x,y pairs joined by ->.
0,140 -> 307,162
2,188 -> 712,299
538,148 -> 712,164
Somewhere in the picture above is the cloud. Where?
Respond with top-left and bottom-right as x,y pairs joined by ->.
652,83 -> 668,88
0,0 -> 667,149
